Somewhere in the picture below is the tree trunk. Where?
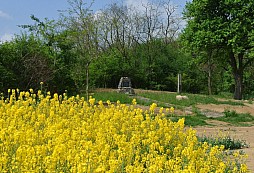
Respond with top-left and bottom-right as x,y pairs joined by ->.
86,63 -> 89,101
233,71 -> 243,100
230,52 -> 244,100
207,59 -> 212,95
208,68 -> 212,95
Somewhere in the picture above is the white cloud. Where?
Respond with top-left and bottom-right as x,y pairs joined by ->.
0,33 -> 14,42
125,0 -> 149,12
94,10 -> 103,20
0,10 -> 12,19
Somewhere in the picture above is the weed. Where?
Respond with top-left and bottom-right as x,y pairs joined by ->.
198,135 -> 249,150
215,110 -> 254,126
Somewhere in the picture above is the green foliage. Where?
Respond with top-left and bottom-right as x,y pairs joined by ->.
0,34 -> 55,93
0,42 -> 18,92
182,0 -> 254,99
183,0 -> 254,52
90,40 -> 187,91
198,135 -> 249,150
243,66 -> 254,99
2,0 -> 254,99
90,51 -> 134,89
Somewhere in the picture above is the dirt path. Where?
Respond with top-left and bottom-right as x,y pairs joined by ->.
197,103 -> 254,116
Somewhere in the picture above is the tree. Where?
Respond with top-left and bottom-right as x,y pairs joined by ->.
18,15 -> 77,94
14,34 -> 54,90
0,41 -> 18,92
60,0 -> 100,100
91,0 -> 183,90
182,0 -> 254,99
97,3 -> 136,80
0,33 -> 54,92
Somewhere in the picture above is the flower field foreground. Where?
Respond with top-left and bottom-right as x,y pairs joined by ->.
0,90 -> 248,172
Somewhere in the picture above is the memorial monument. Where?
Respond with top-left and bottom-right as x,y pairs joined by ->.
117,77 -> 135,95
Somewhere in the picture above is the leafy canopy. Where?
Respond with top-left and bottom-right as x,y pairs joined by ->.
183,0 -> 254,54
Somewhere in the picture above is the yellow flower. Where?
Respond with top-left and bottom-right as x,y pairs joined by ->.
149,103 -> 157,112
132,99 -> 137,105
240,164 -> 248,172
0,89 -> 248,172
170,107 -> 174,113
89,96 -> 95,105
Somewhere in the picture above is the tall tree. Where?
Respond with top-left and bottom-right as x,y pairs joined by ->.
129,0 -> 181,88
94,0 -> 182,90
60,0 -> 100,100
182,0 -> 254,99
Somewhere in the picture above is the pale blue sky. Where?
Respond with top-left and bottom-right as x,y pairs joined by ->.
0,0 -> 189,42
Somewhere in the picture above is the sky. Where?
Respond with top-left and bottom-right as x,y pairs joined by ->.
0,0 -> 189,42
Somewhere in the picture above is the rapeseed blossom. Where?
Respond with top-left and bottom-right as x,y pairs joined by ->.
0,89 -> 248,172
170,106 -> 174,113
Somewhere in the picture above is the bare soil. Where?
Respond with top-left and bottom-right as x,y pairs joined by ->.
196,102 -> 254,115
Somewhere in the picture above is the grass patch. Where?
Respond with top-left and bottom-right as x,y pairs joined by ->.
135,98 -> 155,106
214,110 -> 254,126
93,89 -> 244,108
138,92 -> 243,107
215,92 -> 234,99
92,90 -> 254,127
92,91 -> 162,107
168,113 -> 209,127
92,91 -> 133,103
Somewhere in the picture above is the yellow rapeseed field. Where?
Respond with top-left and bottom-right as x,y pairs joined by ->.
0,89 -> 248,172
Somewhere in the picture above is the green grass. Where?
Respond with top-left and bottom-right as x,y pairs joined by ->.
138,92 -> 244,107
214,110 -> 254,126
168,112 -> 209,127
92,89 -> 254,127
92,91 -> 167,107
92,91 -> 133,103
92,90 -> 244,107
135,98 -> 155,107
214,92 -> 234,99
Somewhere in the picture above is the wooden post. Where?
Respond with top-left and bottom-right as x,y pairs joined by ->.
177,73 -> 182,94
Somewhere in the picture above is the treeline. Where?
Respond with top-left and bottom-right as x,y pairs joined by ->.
0,0 -> 254,99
